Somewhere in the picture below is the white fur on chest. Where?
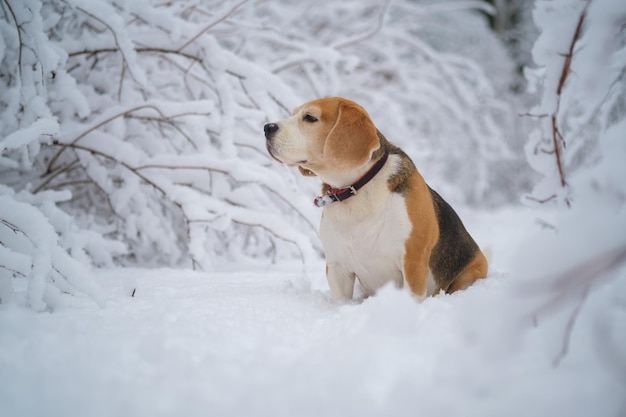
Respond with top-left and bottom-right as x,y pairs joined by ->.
319,158 -> 412,297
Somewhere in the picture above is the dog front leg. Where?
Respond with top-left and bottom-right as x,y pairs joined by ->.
326,263 -> 355,302
402,245 -> 433,302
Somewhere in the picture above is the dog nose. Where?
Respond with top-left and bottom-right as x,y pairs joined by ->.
264,123 -> 279,138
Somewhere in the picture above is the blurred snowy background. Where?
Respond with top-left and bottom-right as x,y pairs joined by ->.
1,0 -> 625,415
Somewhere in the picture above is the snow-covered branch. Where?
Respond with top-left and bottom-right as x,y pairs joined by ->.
524,0 -> 625,208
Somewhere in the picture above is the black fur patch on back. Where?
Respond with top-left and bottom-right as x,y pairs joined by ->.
428,187 -> 480,290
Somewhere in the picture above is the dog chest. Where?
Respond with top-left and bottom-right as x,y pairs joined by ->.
320,191 -> 412,293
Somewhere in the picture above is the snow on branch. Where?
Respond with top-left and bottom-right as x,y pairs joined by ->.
523,0 -> 626,208
0,190 -> 107,309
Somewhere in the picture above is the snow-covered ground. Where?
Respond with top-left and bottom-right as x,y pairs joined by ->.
2,206 -> 624,417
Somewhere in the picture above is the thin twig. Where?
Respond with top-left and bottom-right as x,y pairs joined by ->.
68,45 -> 220,111
553,283 -> 591,367
135,163 -> 317,233
519,112 -> 549,119
118,63 -> 126,102
549,1 -> 589,202
1,219 -> 21,235
0,264 -> 26,278
333,0 -> 392,49
2,0 -> 22,81
231,218 -> 306,267
551,114 -> 567,188
69,47 -> 202,63
33,159 -> 80,193
63,0 -> 141,84
1,219 -> 33,245
50,142 -> 167,196
43,104 -> 201,175
176,0 -> 249,52
268,93 -> 291,115
523,194 -> 557,205
124,112 -> 205,150
45,144 -> 191,252
75,161 -> 124,221
272,58 -> 316,75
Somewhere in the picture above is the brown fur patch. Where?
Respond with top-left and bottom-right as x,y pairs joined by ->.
446,251 -> 488,293
322,100 -> 380,172
402,171 -> 439,297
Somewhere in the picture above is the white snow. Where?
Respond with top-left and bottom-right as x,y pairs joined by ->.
1,207 -> 624,417
0,117 -> 59,150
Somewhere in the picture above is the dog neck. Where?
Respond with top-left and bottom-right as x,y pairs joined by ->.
314,147 -> 390,208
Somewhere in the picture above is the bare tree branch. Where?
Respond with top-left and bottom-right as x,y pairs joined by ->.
548,1 -> 590,204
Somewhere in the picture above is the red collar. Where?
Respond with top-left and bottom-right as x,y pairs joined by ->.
314,148 -> 390,208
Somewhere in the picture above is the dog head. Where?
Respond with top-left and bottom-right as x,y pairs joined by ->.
264,97 -> 380,185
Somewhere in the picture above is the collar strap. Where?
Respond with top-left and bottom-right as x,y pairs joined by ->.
314,147 -> 390,208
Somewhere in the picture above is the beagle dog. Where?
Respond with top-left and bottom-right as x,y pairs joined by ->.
264,97 -> 488,302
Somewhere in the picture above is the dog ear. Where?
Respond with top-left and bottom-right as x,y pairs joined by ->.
323,100 -> 380,172
298,166 -> 317,177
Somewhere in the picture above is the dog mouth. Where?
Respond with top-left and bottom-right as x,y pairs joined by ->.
266,142 -> 308,167
266,142 -> 283,163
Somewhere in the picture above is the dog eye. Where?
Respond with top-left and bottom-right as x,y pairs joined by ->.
303,114 -> 318,123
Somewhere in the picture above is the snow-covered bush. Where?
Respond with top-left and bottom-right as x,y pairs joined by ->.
0,0 -> 116,309
524,0 -> 626,207
0,186 -> 108,310
1,0 -> 523,304
2,0 -> 322,275
517,0 -> 626,365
